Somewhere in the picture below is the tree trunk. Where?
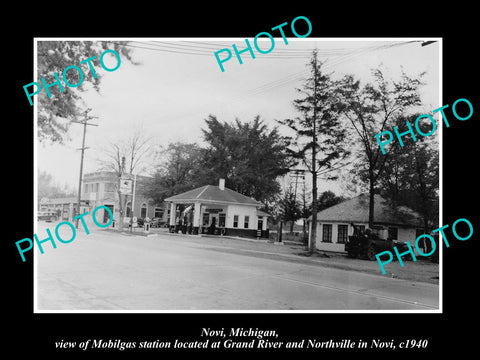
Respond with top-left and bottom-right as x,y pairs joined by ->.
309,52 -> 318,253
368,171 -> 375,229
423,216 -> 429,236
310,174 -> 318,252
277,221 -> 283,242
302,219 -> 308,244
290,220 -> 295,234
117,190 -> 124,229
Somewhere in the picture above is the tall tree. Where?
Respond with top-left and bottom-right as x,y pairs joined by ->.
378,114 -> 439,233
141,142 -> 204,205
200,115 -> 294,205
338,68 -> 425,228
277,50 -> 349,252
96,128 -> 154,227
410,139 -> 439,233
36,41 -> 135,143
317,190 -> 345,211
38,170 -> 76,202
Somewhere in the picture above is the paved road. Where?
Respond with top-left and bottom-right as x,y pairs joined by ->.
35,222 -> 439,311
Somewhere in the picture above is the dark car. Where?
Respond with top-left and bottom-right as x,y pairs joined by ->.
38,210 -> 58,222
150,217 -> 163,228
345,229 -> 413,261
345,234 -> 391,260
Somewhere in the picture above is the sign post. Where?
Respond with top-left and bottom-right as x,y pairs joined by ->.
131,174 -> 137,230
120,175 -> 137,233
119,177 -> 133,231
119,178 -> 133,195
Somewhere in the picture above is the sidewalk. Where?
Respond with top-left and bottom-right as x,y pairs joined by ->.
100,227 -> 440,285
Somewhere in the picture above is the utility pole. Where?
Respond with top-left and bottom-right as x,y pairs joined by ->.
289,169 -> 305,203
288,168 -> 305,234
72,109 -> 98,229
129,173 -> 137,233
310,50 -> 319,253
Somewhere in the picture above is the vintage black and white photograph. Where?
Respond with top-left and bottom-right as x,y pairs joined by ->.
33,37 -> 441,312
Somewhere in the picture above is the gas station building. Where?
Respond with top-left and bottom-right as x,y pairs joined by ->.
165,179 -> 269,238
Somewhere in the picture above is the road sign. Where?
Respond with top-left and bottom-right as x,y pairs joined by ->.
119,178 -> 133,194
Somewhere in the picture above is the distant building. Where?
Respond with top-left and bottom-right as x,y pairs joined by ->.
309,194 -> 424,253
39,196 -> 80,222
165,179 -> 269,238
40,171 -> 168,226
82,171 -> 168,225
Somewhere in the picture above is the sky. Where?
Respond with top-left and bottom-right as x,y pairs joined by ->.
36,37 -> 441,196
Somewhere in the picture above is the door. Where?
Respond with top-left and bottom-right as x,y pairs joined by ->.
103,205 -> 114,224
257,217 -> 263,230
62,204 -> 70,220
210,214 -> 219,227
209,213 -> 219,234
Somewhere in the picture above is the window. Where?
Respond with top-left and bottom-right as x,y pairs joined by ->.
244,215 -> 249,229
353,224 -> 366,235
154,207 -> 164,218
233,215 -> 239,228
126,201 -> 132,217
322,224 -> 332,242
337,224 -> 348,243
105,182 -> 116,192
141,203 -> 147,218
84,183 -> 93,193
388,227 -> 398,240
202,213 -> 209,226
219,213 -> 226,227
93,183 -> 99,192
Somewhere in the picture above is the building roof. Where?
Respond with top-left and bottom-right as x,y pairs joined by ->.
40,196 -> 77,205
257,210 -> 270,217
312,193 -> 423,228
165,185 -> 262,207
83,171 -> 151,183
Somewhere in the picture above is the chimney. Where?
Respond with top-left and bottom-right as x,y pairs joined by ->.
219,178 -> 225,190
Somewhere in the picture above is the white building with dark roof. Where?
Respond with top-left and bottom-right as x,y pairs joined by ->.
165,179 -> 269,238
310,193 -> 424,253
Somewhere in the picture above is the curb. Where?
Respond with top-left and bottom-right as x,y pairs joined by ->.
160,231 -> 273,244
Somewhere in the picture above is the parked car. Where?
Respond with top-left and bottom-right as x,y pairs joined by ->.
345,226 -> 411,261
150,217 -> 165,228
38,210 -> 58,222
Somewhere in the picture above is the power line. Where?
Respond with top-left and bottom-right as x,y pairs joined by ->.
129,41 -> 311,59
71,108 -> 98,229
108,40 -> 420,103
131,40 -> 312,59
110,40 -> 415,60
181,40 -> 401,55
107,41 -> 214,56
236,41 -> 418,99
240,44 -> 391,97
